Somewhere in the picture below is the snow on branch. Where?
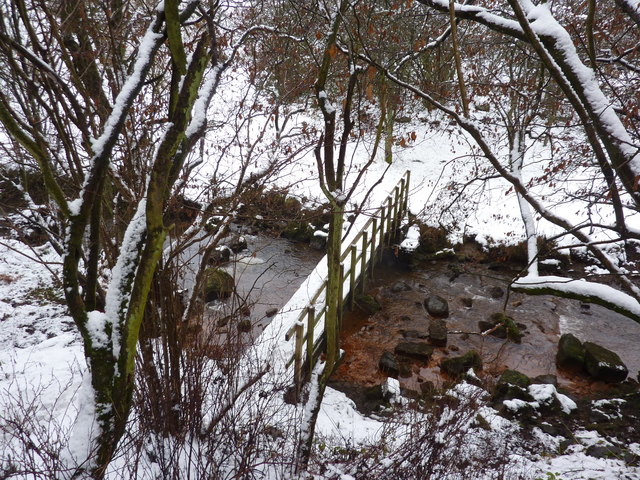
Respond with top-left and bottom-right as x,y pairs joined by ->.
513,275 -> 640,324
105,199 -> 147,360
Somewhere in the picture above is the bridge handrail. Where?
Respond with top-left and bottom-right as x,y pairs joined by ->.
285,170 -> 410,394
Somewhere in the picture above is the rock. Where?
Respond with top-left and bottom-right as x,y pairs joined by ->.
487,285 -> 505,299
355,293 -> 382,315
237,319 -> 252,333
583,342 -> 628,383
390,281 -> 412,293
209,246 -> 231,265
420,380 -> 436,398
379,351 -> 399,376
400,329 -> 429,339
204,268 -> 234,302
440,350 -> 482,376
478,312 -> 523,343
281,221 -> 314,242
461,297 -> 473,308
494,370 -> 533,402
586,445 -> 626,460
424,294 -> 449,317
533,374 -> 558,386
225,234 -> 248,253
428,318 -> 448,347
556,333 -> 585,371
309,235 -> 327,250
382,378 -> 401,402
394,342 -> 434,361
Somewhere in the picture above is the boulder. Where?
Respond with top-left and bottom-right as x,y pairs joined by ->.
440,350 -> 482,376
394,342 -> 434,361
428,318 -> 448,347
583,342 -> 628,383
204,268 -> 234,302
209,246 -> 232,265
355,293 -> 382,315
424,294 -> 449,317
494,370 -> 534,402
487,285 -> 505,299
310,234 -> 327,250
478,312 -> 523,343
390,281 -> 412,293
237,319 -> 252,333
556,333 -> 585,371
281,221 -> 314,242
400,329 -> 429,339
379,351 -> 399,376
225,234 -> 248,253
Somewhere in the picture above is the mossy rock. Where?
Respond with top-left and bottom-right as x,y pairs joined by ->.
440,350 -> 482,377
583,342 -> 628,383
494,370 -> 534,402
479,312 -> 523,343
281,221 -> 314,242
355,293 -> 382,315
204,268 -> 234,302
556,333 -> 585,371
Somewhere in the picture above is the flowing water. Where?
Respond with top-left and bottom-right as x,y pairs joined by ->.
206,233 -> 640,394
334,258 -> 640,394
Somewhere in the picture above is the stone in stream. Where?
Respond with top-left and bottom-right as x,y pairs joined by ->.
494,369 -> 534,402
583,342 -> 628,383
440,350 -> 482,376
394,342 -> 434,361
478,312 -> 523,343
355,293 -> 382,315
379,351 -> 400,376
556,333 -> 585,371
487,285 -> 505,299
428,318 -> 448,347
203,268 -> 235,302
424,294 -> 449,317
390,281 -> 412,293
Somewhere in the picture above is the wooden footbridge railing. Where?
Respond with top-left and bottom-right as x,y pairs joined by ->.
284,170 -> 410,394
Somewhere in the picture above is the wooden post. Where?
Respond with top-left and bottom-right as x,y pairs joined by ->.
386,197 -> 393,245
403,170 -> 411,215
294,322 -> 304,399
378,206 -> 386,262
369,222 -> 376,279
393,186 -> 400,232
349,245 -> 357,309
338,263 -> 345,332
306,306 -> 315,377
360,231 -> 368,293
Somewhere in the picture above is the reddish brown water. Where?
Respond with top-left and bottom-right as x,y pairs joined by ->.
333,259 -> 640,395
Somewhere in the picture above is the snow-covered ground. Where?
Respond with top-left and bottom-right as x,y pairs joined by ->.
2,64 -> 640,479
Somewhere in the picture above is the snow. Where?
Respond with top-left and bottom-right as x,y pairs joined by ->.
514,275 -> 640,320
105,199 -> 147,360
399,223 -> 420,251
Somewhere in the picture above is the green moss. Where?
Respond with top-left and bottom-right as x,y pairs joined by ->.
204,268 -> 234,302
440,350 -> 482,376
281,221 -> 314,242
355,293 -> 382,315
556,333 -> 585,370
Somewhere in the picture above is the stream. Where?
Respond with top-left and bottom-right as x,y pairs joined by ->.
333,258 -> 640,395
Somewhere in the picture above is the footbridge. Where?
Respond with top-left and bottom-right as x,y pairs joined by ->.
253,170 -> 410,395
